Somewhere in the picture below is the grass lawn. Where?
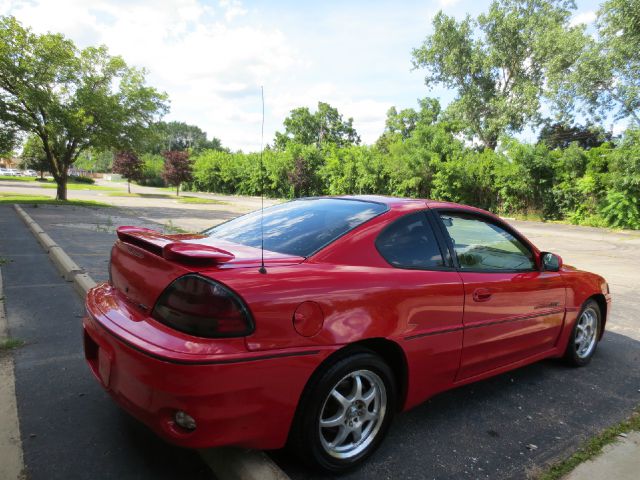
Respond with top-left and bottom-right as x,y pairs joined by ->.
177,196 -> 229,205
0,192 -> 110,207
0,175 -> 45,182
0,176 -> 118,191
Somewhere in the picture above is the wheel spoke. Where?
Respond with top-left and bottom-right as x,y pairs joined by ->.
329,425 -> 350,448
362,386 -> 376,406
352,425 -> 362,442
331,389 -> 350,408
320,411 -> 346,428
350,374 -> 363,401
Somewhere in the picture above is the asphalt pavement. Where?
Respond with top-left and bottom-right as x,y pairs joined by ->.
0,205 -> 214,480
2,203 -> 640,479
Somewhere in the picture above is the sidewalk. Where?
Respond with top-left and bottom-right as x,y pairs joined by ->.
564,431 -> 640,480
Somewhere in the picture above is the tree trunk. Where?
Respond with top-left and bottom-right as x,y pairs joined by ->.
56,177 -> 67,200
127,179 -> 131,194
176,184 -> 180,196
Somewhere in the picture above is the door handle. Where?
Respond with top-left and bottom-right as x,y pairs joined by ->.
472,288 -> 492,302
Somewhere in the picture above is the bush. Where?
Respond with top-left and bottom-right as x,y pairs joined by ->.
137,153 -> 165,187
69,175 -> 95,184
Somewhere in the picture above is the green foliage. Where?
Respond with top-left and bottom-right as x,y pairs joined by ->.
142,121 -> 224,154
138,153 -> 165,187
0,16 -> 168,200
74,149 -> 114,173
412,0 -> 587,149
275,102 -> 360,150
19,135 -> 48,175
570,0 -> 640,123
68,175 -> 95,184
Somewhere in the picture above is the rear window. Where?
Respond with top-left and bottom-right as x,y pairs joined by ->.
204,198 -> 387,257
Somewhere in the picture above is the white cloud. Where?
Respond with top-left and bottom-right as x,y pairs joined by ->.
0,0 -> 438,151
438,0 -> 462,7
570,11 -> 596,27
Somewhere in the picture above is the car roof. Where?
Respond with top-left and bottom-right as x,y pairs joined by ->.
333,194 -> 498,218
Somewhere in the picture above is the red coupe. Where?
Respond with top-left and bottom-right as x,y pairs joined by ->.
83,196 -> 610,472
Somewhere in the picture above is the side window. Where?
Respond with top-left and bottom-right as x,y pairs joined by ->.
439,213 -> 535,271
376,212 -> 445,269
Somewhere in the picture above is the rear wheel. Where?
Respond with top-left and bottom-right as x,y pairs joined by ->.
564,300 -> 601,366
290,350 -> 396,473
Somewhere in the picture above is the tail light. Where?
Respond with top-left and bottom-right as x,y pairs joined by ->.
152,274 -> 254,338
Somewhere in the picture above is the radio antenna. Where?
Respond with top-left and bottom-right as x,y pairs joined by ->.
258,86 -> 267,274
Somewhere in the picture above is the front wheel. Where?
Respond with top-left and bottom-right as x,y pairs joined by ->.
289,350 -> 396,473
564,300 -> 601,366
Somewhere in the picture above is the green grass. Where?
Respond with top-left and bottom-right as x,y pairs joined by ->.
0,176 -> 117,191
0,192 -> 110,207
106,192 -> 172,199
177,196 -> 229,205
0,175 -> 41,182
536,407 -> 640,480
0,338 -> 25,351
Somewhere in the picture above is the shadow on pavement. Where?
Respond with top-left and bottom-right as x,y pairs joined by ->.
273,332 -> 640,480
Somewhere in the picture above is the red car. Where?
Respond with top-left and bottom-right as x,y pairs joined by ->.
83,196 -> 610,472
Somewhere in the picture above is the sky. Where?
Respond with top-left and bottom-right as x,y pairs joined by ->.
1,0 -> 606,151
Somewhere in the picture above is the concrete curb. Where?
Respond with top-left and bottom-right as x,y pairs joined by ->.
0,269 -> 26,479
14,205 -> 87,291
12,203 -> 291,480
199,448 -> 290,480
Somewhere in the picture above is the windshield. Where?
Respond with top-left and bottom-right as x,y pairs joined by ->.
204,198 -> 387,257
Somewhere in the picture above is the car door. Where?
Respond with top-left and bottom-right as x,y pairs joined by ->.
375,210 -> 465,404
435,210 -> 566,381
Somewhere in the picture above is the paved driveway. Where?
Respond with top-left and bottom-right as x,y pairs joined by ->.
1,200 -> 639,479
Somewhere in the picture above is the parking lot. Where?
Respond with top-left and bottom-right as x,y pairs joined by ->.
1,195 -> 639,479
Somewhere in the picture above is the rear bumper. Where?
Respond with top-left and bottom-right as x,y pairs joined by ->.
83,285 -> 332,450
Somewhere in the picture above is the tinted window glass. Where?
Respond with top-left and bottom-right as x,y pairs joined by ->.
439,213 -> 535,271
205,198 -> 386,257
376,212 -> 444,269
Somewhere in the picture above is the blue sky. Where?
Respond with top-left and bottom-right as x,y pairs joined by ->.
1,0 -> 606,150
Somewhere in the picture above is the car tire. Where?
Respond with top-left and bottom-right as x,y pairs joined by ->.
564,299 -> 601,367
289,349 -> 396,473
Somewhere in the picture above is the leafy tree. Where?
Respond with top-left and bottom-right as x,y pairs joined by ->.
274,102 -> 360,150
74,149 -> 114,173
19,135 -> 48,178
113,151 -> 143,193
0,16 -> 168,200
162,150 -> 192,196
538,122 -> 612,150
145,121 -> 224,154
412,0 -> 587,149
376,98 -> 443,153
0,121 -> 19,156
570,0 -> 640,124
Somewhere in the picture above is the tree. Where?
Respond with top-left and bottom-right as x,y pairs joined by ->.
113,151 -> 143,193
274,102 -> 360,150
162,150 -> 192,196
538,122 -> 612,150
19,135 -> 48,178
0,16 -> 168,200
570,0 -> 640,124
0,121 -> 19,156
412,0 -> 587,150
144,121 -> 224,154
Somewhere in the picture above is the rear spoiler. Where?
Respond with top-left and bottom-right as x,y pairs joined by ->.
116,226 -> 235,264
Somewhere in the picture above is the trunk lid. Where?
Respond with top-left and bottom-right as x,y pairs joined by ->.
110,226 -> 305,312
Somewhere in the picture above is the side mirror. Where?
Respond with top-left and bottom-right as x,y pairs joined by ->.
541,252 -> 563,272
